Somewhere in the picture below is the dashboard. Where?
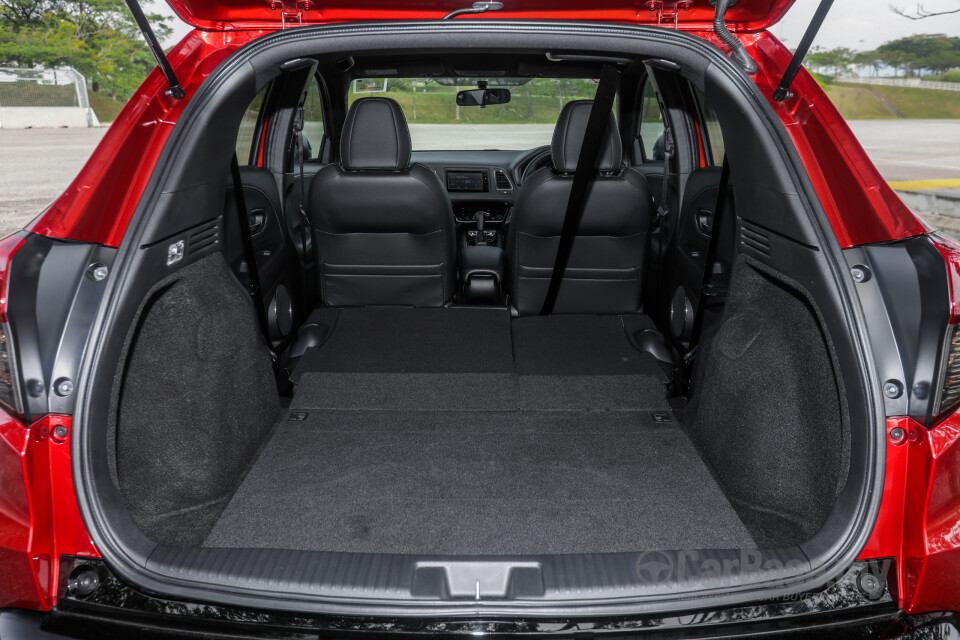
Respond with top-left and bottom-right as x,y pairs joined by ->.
411,147 -> 550,224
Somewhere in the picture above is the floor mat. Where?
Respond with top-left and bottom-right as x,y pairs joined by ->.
205,409 -> 755,554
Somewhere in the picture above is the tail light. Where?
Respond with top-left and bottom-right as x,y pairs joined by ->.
932,232 -> 960,418
0,232 -> 27,416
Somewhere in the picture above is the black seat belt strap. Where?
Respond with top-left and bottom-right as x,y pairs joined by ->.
539,63 -> 619,316
292,105 -> 313,266
230,154 -> 272,342
684,157 -> 731,385
656,128 -> 674,224
653,126 -> 675,303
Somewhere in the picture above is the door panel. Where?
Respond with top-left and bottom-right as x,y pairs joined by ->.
224,166 -> 301,343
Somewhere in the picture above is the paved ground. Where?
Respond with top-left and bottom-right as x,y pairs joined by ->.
408,123 -> 554,150
846,120 -> 960,183
0,121 -> 958,239
0,128 -> 108,234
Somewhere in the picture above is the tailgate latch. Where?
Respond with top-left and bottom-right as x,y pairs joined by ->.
645,0 -> 692,27
267,0 -> 314,28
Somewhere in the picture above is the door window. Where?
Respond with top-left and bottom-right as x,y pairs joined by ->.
301,77 -> 327,162
236,90 -> 265,165
638,79 -> 666,162
694,90 -> 725,166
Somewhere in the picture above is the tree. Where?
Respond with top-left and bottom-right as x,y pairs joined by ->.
805,46 -> 857,75
876,34 -> 960,77
0,0 -> 171,99
890,2 -> 960,19
854,50 -> 884,77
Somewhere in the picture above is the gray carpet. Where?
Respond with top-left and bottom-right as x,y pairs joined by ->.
295,306 -> 515,375
204,407 -> 755,554
203,311 -> 752,555
291,372 -> 671,412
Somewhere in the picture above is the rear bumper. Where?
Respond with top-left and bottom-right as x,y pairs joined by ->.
1,557 -> 948,640
4,607 -> 959,640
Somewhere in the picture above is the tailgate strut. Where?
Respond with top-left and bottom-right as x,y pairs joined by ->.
123,0 -> 185,99
773,0 -> 835,101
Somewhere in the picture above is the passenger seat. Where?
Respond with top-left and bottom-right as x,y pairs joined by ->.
506,100 -> 654,315
308,97 -> 456,307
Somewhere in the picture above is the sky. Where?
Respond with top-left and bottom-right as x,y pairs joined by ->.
154,0 -> 960,51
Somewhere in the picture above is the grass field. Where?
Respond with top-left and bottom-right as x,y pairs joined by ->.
88,92 -> 125,122
821,83 -> 960,120
822,85 -> 897,119
871,86 -> 960,119
349,89 -> 596,125
5,76 -> 958,124
0,80 -> 77,107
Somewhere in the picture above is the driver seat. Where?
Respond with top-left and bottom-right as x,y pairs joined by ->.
506,100 -> 655,315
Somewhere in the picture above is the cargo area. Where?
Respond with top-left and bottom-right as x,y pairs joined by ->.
114,256 -> 846,559
199,309 -> 753,555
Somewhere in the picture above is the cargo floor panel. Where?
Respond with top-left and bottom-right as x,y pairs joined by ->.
293,309 -> 668,380
204,409 -> 754,554
202,309 -> 747,556
292,372 -> 671,412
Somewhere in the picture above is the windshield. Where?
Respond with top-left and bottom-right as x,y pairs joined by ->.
347,77 -> 601,151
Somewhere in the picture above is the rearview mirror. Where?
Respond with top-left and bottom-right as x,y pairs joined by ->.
456,88 -> 511,107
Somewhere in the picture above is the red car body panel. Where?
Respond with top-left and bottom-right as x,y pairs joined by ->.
0,413 -> 97,611
165,0 -> 798,32
4,7 -> 959,619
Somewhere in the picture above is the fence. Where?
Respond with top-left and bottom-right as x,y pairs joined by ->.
836,77 -> 960,93
0,67 -> 100,128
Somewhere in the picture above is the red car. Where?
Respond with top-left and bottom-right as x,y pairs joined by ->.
1,0 -> 958,637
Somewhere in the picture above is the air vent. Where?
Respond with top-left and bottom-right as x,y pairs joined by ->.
494,169 -> 513,191
188,219 -> 220,257
740,222 -> 771,256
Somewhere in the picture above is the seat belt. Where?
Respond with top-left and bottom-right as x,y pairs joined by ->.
230,154 -> 272,342
539,63 -> 619,316
683,157 -> 732,390
653,126 -> 675,303
292,105 -> 314,267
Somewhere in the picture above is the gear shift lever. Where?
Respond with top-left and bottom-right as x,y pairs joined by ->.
474,211 -> 486,245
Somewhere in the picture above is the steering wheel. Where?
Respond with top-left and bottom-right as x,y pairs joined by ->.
519,146 -> 553,186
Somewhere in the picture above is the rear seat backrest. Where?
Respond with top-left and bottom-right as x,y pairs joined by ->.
307,97 -> 457,307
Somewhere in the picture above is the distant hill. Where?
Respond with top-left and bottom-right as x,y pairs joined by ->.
814,75 -> 960,119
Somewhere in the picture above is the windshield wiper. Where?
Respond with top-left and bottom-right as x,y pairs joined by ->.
442,1 -> 504,19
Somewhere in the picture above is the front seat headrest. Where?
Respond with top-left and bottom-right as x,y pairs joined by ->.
340,97 -> 412,171
551,100 -> 622,174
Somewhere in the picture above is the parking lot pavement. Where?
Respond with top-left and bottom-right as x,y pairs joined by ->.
0,128 -> 108,236
846,120 -> 960,183
408,123 -> 554,150
1,121 -> 959,239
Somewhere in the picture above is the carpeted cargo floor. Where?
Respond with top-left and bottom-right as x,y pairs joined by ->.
203,309 -> 754,555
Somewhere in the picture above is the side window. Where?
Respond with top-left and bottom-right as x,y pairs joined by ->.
638,79 -> 666,162
236,90 -> 264,165
695,90 -> 725,166
301,77 -> 326,163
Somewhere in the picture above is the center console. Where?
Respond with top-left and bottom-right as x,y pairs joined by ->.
460,244 -> 504,304
455,203 -> 508,304
421,163 -> 515,304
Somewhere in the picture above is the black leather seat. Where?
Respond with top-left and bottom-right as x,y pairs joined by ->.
506,100 -> 654,315
308,97 -> 456,307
